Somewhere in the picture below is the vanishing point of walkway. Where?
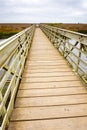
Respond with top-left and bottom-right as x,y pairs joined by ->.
8,28 -> 87,130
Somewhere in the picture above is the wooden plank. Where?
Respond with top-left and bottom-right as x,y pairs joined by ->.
28,58 -> 65,61
25,62 -> 67,66
27,55 -> 62,57
28,53 -> 59,55
25,63 -> 68,66
8,28 -> 87,130
19,81 -> 84,90
24,65 -> 70,69
24,68 -> 72,73
15,94 -> 87,107
26,60 -> 66,63
22,71 -> 75,77
8,117 -> 87,130
26,59 -> 67,62
17,87 -> 87,97
28,56 -> 61,58
21,76 -> 80,83
26,59 -> 68,62
11,104 -> 87,121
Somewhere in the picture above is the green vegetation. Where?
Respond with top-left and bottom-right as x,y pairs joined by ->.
0,32 -> 17,39
78,30 -> 87,34
0,23 -> 87,39
48,23 -> 87,34
0,23 -> 32,39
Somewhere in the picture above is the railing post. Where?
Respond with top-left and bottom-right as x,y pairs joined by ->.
75,35 -> 84,73
63,37 -> 67,56
76,43 -> 83,72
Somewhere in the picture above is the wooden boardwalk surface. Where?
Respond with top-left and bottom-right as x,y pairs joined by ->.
8,28 -> 87,130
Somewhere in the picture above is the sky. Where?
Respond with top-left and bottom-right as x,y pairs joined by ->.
0,0 -> 87,23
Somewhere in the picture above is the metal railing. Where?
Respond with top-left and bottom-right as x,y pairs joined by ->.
0,25 -> 35,130
40,24 -> 87,83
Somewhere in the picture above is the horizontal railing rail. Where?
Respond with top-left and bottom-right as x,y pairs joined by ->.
40,24 -> 87,83
0,25 -> 35,130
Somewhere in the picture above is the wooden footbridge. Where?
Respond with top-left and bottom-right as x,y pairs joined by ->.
0,24 -> 87,130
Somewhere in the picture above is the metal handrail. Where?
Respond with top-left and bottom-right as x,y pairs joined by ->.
0,25 -> 35,130
40,24 -> 87,83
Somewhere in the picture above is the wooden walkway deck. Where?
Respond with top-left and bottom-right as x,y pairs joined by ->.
8,28 -> 87,130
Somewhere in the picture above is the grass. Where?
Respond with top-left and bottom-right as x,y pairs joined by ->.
0,23 -> 32,39
78,30 -> 87,34
48,23 -> 87,34
0,32 -> 17,39
0,23 -> 87,39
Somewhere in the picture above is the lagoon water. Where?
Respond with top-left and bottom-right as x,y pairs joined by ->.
0,39 -> 5,42
0,39 -> 7,46
0,39 -> 6,44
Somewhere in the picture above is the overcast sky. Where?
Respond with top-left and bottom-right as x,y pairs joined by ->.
0,0 -> 87,23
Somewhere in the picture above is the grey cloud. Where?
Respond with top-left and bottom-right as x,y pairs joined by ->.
0,0 -> 87,23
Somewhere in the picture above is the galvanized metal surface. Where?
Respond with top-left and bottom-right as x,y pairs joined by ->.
0,25 -> 35,130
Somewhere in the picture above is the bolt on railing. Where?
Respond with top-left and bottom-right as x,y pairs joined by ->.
0,25 -> 35,130
40,24 -> 87,83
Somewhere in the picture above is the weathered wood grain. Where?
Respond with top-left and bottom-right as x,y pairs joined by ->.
8,28 -> 87,130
